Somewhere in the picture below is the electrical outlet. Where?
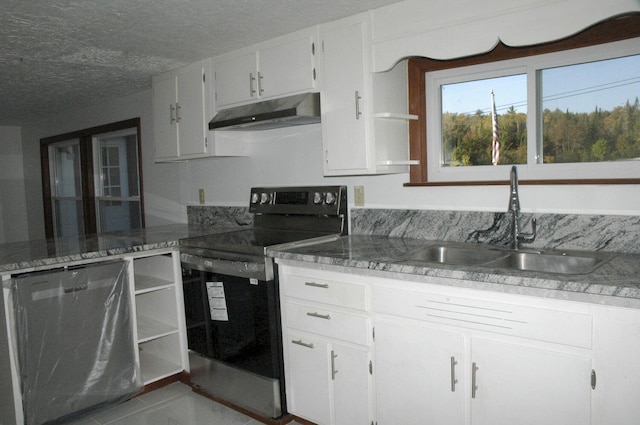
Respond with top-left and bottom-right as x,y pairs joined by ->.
354,186 -> 365,206
198,188 -> 205,204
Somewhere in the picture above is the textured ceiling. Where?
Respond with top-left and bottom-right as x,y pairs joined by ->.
0,0 -> 401,126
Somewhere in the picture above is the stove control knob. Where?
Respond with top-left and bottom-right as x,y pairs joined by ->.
313,192 -> 324,204
260,192 -> 271,204
250,192 -> 259,204
324,192 -> 337,205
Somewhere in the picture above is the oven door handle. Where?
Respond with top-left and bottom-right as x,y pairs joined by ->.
180,252 -> 272,281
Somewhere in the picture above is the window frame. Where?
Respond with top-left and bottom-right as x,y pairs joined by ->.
406,14 -> 640,186
40,118 -> 144,239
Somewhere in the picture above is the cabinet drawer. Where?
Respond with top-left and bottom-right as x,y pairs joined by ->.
282,274 -> 367,311
285,301 -> 369,346
374,286 -> 592,349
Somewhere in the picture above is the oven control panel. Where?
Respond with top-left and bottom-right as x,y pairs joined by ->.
249,186 -> 347,216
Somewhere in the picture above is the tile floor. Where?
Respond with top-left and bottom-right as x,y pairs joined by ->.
66,382 -> 304,425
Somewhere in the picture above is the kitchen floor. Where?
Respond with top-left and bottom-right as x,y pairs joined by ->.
67,382 -> 303,425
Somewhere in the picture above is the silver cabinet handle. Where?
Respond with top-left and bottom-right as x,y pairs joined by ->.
355,90 -> 362,120
257,71 -> 264,96
175,102 -> 181,123
451,356 -> 458,392
472,362 -> 479,398
249,73 -> 256,97
331,350 -> 338,380
292,339 -> 314,349
170,104 -> 176,124
305,281 -> 329,289
307,312 -> 331,320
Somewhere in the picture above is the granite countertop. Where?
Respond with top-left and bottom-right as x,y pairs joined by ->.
268,235 -> 640,306
0,224 -> 232,274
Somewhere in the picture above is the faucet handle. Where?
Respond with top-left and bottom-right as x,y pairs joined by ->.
518,217 -> 537,244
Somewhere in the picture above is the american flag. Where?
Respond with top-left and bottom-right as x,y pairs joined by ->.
491,90 -> 500,166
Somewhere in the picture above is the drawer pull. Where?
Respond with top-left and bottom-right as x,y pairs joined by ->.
305,281 -> 329,289
307,312 -> 331,320
292,339 -> 314,349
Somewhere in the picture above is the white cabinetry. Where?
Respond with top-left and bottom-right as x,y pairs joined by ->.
320,13 -> 417,176
128,250 -> 188,385
214,28 -> 318,108
153,60 -> 212,161
152,60 -> 246,161
275,261 -> 640,425
278,265 -> 372,425
374,283 -> 592,425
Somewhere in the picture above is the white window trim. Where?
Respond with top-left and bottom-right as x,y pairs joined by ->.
425,37 -> 640,183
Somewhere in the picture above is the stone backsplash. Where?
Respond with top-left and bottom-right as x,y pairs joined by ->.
187,205 -> 640,254
350,208 -> 640,254
187,206 -> 252,228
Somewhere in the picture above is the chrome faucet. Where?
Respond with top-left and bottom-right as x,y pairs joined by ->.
508,166 -> 536,250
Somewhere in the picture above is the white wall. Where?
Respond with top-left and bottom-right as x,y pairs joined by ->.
184,126 -> 640,216
0,126 -> 29,243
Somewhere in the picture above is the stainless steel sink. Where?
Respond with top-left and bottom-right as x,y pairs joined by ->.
485,250 -> 611,275
407,245 -> 508,265
406,242 -> 611,275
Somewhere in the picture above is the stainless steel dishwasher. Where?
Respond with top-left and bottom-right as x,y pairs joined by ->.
12,260 -> 142,425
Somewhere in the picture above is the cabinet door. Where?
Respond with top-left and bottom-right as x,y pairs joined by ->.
286,333 -> 331,425
470,338 -> 591,425
321,20 -> 371,175
214,52 -> 258,107
375,317 -> 465,425
152,74 -> 179,159
333,343 -> 371,425
592,306 -> 640,425
176,62 -> 208,157
259,36 -> 316,99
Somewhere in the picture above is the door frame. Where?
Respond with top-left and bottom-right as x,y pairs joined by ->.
40,118 -> 144,239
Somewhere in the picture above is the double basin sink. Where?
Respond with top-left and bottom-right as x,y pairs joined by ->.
405,242 -> 612,275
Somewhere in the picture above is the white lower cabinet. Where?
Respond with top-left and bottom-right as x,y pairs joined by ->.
374,282 -> 593,425
469,338 -> 591,425
277,261 -> 640,425
286,333 -> 370,425
375,317 -> 465,425
278,265 -> 373,425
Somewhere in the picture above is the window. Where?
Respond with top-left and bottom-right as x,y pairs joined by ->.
93,128 -> 142,233
49,139 -> 85,238
408,14 -> 640,185
41,119 -> 144,239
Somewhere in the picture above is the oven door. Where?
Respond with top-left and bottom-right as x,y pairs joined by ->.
181,265 -> 282,379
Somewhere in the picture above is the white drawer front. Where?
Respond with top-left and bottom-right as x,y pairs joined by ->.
374,286 -> 592,349
285,301 -> 369,346
283,274 -> 367,311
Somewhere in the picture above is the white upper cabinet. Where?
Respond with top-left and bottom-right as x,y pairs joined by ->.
320,13 -> 417,176
152,59 -> 246,161
213,52 -> 257,107
152,60 -> 211,161
320,16 -> 370,175
214,28 -> 318,109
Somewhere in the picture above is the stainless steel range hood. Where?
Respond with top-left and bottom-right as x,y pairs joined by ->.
209,92 -> 321,131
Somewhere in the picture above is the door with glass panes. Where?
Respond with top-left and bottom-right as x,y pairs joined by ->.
42,119 -> 143,239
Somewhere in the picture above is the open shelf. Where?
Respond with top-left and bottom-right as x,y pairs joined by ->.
137,315 -> 179,343
374,112 -> 418,120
